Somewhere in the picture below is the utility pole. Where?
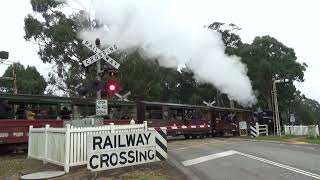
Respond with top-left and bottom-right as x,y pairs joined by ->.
13,63 -> 17,94
95,38 -> 101,100
271,90 -> 276,135
273,79 -> 280,136
272,78 -> 289,136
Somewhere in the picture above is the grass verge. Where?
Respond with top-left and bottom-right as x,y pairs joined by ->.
103,171 -> 168,180
303,138 -> 320,144
255,135 -> 296,141
0,158 -> 27,177
242,135 -> 320,145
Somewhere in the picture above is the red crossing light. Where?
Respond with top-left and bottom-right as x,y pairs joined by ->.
107,82 -> 117,94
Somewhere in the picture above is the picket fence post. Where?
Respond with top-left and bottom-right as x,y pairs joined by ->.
64,124 -> 71,173
316,125 -> 319,137
43,124 -> 50,164
284,125 -> 287,135
144,121 -> 148,131
266,125 -> 269,136
27,125 -> 33,159
110,123 -> 115,133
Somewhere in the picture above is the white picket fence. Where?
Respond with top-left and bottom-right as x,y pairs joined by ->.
284,125 -> 319,136
63,117 -> 104,127
28,122 -> 148,172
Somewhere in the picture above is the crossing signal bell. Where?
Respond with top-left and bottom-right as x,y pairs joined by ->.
107,82 -> 117,94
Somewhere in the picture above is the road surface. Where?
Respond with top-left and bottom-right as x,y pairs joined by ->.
168,137 -> 320,180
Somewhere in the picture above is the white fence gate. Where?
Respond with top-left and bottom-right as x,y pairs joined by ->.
28,122 -> 148,172
250,123 -> 268,137
284,125 -> 319,136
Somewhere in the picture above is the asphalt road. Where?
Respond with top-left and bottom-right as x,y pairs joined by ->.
168,137 -> 320,180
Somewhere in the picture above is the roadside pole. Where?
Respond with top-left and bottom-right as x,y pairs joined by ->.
95,38 -> 101,100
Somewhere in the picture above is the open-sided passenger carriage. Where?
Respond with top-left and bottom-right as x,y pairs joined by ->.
0,93 -> 136,150
137,101 -> 212,137
0,93 -> 254,151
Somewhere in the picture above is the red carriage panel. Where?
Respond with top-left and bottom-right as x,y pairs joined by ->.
0,120 -> 63,144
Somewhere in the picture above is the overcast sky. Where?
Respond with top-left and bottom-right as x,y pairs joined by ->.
0,0 -> 319,101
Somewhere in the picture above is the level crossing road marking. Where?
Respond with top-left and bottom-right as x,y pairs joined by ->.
170,140 -> 228,151
182,150 -> 237,166
181,150 -> 320,179
236,151 -> 320,180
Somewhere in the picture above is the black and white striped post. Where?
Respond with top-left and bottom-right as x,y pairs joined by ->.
250,123 -> 259,138
148,127 -> 167,161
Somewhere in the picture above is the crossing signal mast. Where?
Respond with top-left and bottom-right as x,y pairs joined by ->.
81,38 -> 130,101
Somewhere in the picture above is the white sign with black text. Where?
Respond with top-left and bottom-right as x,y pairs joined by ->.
96,100 -> 108,116
87,131 -> 156,171
239,121 -> 247,130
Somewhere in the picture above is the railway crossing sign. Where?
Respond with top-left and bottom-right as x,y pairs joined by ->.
87,131 -> 157,171
82,40 -> 120,69
115,91 -> 131,101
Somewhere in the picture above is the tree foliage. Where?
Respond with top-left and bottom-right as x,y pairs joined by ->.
118,51 -> 217,104
233,36 -> 307,110
0,63 -> 47,94
207,22 -> 243,49
23,1 -> 319,124
24,0 -> 97,95
288,91 -> 320,125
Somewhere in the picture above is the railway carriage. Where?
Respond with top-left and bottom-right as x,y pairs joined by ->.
0,93 -> 254,151
0,93 -> 136,150
136,101 -> 212,137
212,107 -> 254,136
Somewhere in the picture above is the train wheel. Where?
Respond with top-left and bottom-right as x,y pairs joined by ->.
192,135 -> 197,139
233,132 -> 238,136
199,134 -> 205,139
184,135 -> 190,139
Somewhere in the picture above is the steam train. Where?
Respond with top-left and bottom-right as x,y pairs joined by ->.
0,93 -> 255,151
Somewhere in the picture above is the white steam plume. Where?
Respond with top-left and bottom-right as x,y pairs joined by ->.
79,0 -> 257,106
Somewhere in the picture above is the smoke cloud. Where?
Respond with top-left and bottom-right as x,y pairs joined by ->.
79,0 -> 257,106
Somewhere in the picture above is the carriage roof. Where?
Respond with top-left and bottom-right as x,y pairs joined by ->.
138,101 -> 252,112
0,93 -> 135,106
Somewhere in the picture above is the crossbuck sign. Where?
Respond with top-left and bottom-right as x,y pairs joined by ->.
82,40 -> 120,69
87,131 -> 157,171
